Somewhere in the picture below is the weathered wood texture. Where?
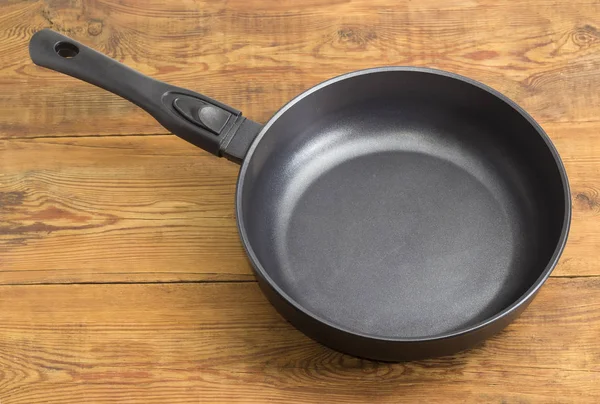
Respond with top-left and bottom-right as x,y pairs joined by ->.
2,0 -> 600,138
1,0 -> 599,402
0,136 -> 249,284
0,279 -> 599,404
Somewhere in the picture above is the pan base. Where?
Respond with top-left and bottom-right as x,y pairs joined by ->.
271,151 -> 532,338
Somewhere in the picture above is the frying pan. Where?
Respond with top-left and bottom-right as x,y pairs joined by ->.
29,29 -> 571,361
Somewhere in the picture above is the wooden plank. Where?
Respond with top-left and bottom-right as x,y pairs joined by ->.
1,123 -> 598,284
2,0 -> 600,139
0,278 -> 598,403
552,121 -> 600,277
0,135 -> 251,284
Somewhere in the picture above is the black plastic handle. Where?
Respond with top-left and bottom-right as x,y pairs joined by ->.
29,29 -> 261,162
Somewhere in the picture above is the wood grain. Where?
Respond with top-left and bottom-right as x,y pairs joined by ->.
0,278 -> 599,404
1,0 -> 600,138
0,135 -> 250,284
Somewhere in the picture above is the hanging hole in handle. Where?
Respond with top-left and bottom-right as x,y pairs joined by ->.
54,41 -> 79,58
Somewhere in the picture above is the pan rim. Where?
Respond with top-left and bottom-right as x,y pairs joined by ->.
235,66 -> 572,343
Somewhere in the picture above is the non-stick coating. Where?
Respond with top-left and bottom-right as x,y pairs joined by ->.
238,69 -> 566,340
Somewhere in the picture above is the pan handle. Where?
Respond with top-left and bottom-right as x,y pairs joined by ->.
29,29 -> 262,163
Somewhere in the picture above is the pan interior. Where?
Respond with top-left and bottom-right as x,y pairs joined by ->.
239,70 -> 566,339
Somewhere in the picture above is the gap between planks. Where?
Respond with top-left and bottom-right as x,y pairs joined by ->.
0,275 -> 597,287
8,119 -> 600,141
0,279 -> 257,287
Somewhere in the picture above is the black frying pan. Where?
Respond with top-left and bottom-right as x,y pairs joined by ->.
29,29 -> 571,361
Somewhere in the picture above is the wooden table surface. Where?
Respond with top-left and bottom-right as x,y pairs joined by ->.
1,0 -> 599,402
